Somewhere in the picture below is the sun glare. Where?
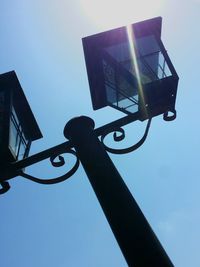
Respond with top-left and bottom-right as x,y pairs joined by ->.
80,0 -> 164,30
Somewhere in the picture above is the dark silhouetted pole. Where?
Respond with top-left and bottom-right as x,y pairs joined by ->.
64,116 -> 174,267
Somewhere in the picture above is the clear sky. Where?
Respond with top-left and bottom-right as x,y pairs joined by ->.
0,0 -> 200,266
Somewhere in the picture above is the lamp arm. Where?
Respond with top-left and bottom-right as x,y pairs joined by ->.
19,148 -> 80,185
0,113 -> 150,194
0,141 -> 74,182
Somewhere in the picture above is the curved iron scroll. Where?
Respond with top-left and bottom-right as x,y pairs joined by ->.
100,119 -> 152,154
163,109 -> 176,121
0,181 -> 10,194
19,149 -> 80,184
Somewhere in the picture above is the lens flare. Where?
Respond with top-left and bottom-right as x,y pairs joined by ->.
126,25 -> 147,118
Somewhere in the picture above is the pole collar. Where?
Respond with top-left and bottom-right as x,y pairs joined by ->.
64,116 -> 95,140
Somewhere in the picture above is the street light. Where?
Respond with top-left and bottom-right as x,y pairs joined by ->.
0,17 -> 179,267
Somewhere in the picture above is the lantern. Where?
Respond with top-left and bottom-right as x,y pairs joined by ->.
0,71 -> 42,164
82,17 -> 178,121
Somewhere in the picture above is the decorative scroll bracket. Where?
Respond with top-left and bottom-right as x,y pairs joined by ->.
100,119 -> 152,154
1,112 -> 154,194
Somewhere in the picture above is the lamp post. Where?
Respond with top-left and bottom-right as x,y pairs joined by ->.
64,116 -> 174,267
0,17 -> 179,267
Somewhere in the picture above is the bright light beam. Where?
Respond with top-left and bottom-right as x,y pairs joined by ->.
126,25 -> 147,117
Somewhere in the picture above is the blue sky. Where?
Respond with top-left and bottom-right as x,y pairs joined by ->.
0,0 -> 200,266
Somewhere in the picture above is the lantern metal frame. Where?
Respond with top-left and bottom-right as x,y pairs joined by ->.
82,17 -> 178,121
0,71 -> 42,164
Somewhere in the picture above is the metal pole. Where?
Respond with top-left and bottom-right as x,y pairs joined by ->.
64,116 -> 174,267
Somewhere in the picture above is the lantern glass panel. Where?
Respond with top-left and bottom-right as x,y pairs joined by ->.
102,34 -> 172,114
103,57 -> 139,114
9,106 -> 30,160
